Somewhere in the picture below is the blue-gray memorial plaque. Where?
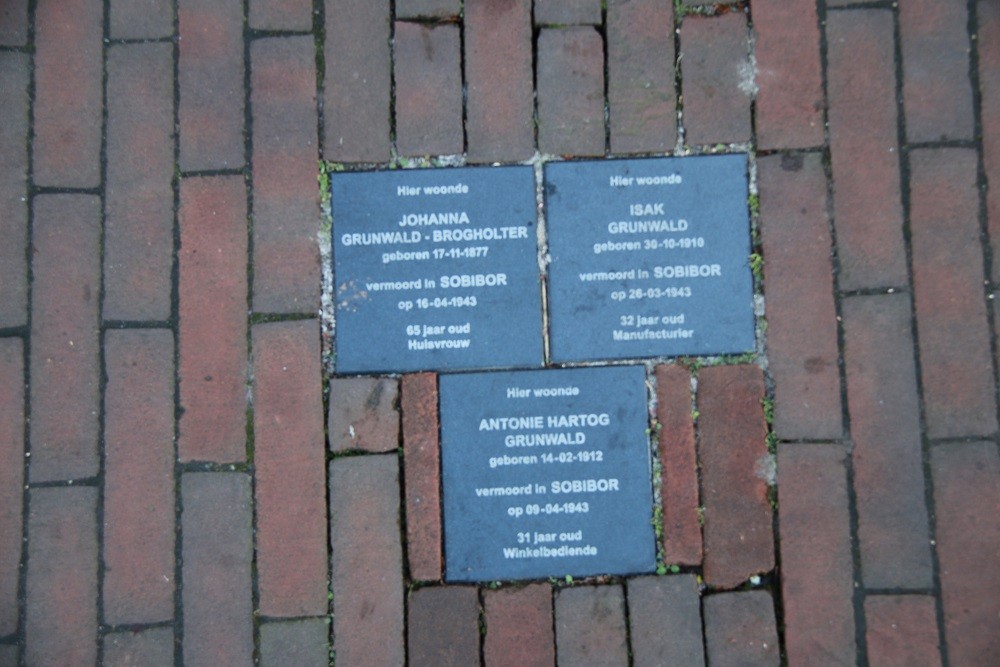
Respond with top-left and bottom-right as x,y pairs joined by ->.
440,366 -> 655,582
332,167 -> 542,373
545,155 -> 755,362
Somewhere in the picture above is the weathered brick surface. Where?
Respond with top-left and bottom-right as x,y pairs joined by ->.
759,153 -> 842,440
753,0 -> 824,149
250,36 -> 320,314
0,339 -> 22,635
703,591 -> 780,666
778,444 -> 855,666
33,0 -> 102,187
110,0 -> 173,39
0,53 -> 28,328
910,148 -> 996,438
900,0 -> 974,142
396,0 -> 459,19
483,583 -> 554,667
0,0 -> 27,45
627,575 -> 705,667
465,0 -> 535,162
932,442 -> 1000,664
104,43 -> 175,322
178,176 -> 248,463
408,586 -> 480,667
394,22 -> 464,157
29,195 -> 101,482
0,645 -> 17,666
680,13 -> 752,145
259,619 -> 330,666
554,585 -> 628,666
329,377 -> 399,452
329,455 -> 405,666
103,627 -> 175,667
826,10 -> 907,290
252,320 -> 327,617
697,365 -> 774,588
864,596 -> 941,666
843,294 -> 933,589
535,0 -> 601,25
607,0 -> 675,154
250,0 -> 312,31
537,27 -> 605,156
25,487 -> 98,665
324,0 -> 391,162
181,473 -> 254,667
178,0 -> 245,171
655,364 -> 702,566
401,372 -> 441,581
981,0 -> 1000,283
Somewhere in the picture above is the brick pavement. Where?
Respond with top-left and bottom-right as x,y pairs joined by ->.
0,1 -> 997,665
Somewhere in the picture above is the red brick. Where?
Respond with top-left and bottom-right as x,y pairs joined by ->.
703,591 -> 780,666
655,364 -> 702,566
607,0 -> 676,154
932,442 -> 1000,664
178,176 -> 248,463
537,27 -> 605,156
465,0 -> 535,162
252,320 -> 327,617
329,455 -> 404,666
535,0 -> 601,25
981,1 -> 1000,283
0,339 -> 23,635
483,583 -> 554,667
33,0 -> 102,187
29,195 -> 101,482
680,13 -> 752,145
250,0 -> 312,31
324,0 -> 391,162
394,23 -> 464,157
401,372 -> 441,581
110,0 -> 172,39
778,444 -> 856,666
181,473 -> 254,667
0,0 -> 27,45
396,0 -> 459,19
843,294 -> 933,589
328,377 -> 399,453
910,149 -> 996,438
25,487 -> 98,665
250,36 -> 320,314
627,575 -> 705,667
865,596 -> 941,666
408,586 -> 479,667
104,43 -> 175,322
0,53 -> 28,328
759,153 -> 842,440
900,0 -> 974,142
178,0 -> 245,171
826,10 -> 907,290
259,619 -> 330,666
103,330 -> 175,625
554,585 -> 628,666
103,627 -> 175,667
697,365 -> 774,588
753,0 -> 824,149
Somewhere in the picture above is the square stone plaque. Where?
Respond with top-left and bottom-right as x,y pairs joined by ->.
440,366 -> 656,582
545,155 -> 755,362
331,166 -> 543,373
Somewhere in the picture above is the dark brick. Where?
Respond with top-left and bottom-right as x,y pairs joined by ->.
0,645 -> 17,666
900,0 -> 974,142
864,596 -> 941,666
324,0 -> 391,162
181,473 -> 254,667
703,591 -> 780,666
394,23 -> 464,157
401,372 -> 441,581
843,294 -> 933,589
103,627 -> 175,667
251,36 -> 321,314
627,575 -> 705,667
25,487 -> 98,665
259,619 -> 330,667
932,442 -> 1000,664
778,444 -> 855,666
33,0 -> 102,187
910,149 -> 996,438
0,0 -> 27,45
178,176 -> 248,463
697,365 -> 774,588
396,0 -> 459,19
408,586 -> 480,667
329,455 -> 405,666
555,585 -> 628,666
328,377 -> 399,453
252,320 -> 327,617
250,0 -> 312,31
110,0 -> 172,39
465,0 -> 535,162
178,0 -> 245,171
483,583 -> 554,667
759,153 -> 842,440
104,42 -> 175,322
535,0 -> 601,25
826,10 -> 907,290
0,339 -> 22,635
981,1 -> 1000,283
0,53 -> 29,328
607,0 -> 675,154
29,195 -> 101,482
537,27 -> 605,156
